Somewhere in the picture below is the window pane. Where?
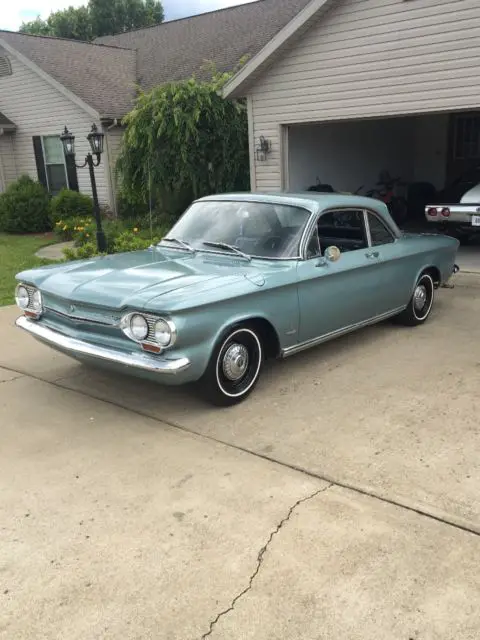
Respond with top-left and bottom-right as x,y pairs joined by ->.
317,210 -> 367,253
46,164 -> 68,195
43,136 -> 64,164
368,213 -> 394,246
165,201 -> 310,258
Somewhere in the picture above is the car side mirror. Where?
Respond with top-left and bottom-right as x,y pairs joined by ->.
324,246 -> 341,262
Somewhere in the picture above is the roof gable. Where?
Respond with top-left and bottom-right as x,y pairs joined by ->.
223,0 -> 335,98
0,31 -> 136,118
94,0 -> 311,92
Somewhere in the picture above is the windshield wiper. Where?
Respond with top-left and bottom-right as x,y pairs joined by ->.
161,237 -> 196,253
202,241 -> 251,261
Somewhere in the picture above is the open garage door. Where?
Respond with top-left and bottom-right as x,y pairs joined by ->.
285,113 -> 461,226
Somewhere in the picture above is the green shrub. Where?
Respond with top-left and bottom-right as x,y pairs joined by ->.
63,242 -> 100,261
113,230 -> 163,253
50,189 -> 93,224
0,175 -> 51,233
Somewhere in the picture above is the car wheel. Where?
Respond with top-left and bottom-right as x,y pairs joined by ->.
200,325 -> 264,406
397,273 -> 435,326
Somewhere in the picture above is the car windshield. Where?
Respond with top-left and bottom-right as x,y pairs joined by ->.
160,200 -> 311,259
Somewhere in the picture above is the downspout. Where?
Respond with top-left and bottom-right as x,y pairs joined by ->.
0,128 -> 6,193
102,118 -> 120,216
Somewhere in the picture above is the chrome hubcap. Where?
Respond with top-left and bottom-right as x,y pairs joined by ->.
222,343 -> 249,381
414,284 -> 427,311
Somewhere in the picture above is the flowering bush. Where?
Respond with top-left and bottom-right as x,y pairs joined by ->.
54,216 -> 95,243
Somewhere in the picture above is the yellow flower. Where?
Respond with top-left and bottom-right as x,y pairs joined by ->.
63,225 -> 67,231
56,221 -> 61,226
74,227 -> 78,231
78,226 -> 84,231
86,233 -> 90,238
133,227 -> 139,233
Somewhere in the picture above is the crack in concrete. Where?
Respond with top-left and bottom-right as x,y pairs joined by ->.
0,374 -> 24,385
200,483 -> 333,639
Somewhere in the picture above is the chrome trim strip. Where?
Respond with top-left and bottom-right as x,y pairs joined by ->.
281,306 -> 406,358
15,316 -> 191,375
45,306 -> 117,327
363,209 -> 372,247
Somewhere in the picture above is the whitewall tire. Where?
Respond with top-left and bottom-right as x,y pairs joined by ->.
200,326 -> 263,406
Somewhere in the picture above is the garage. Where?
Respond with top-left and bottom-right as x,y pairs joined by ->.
223,0 -> 480,233
286,111 -> 480,227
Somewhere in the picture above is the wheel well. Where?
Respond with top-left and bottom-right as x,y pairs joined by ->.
421,266 -> 441,288
241,318 -> 281,359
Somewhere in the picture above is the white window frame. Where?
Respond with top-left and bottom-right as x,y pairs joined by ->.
41,135 -> 69,193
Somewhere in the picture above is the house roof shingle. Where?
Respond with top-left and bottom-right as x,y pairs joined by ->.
0,0 -> 310,118
94,0 -> 311,91
0,31 -> 136,118
0,111 -> 16,128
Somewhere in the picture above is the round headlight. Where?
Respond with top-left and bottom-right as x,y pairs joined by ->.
31,289 -> 43,312
130,314 -> 149,341
154,319 -> 173,347
15,285 -> 29,309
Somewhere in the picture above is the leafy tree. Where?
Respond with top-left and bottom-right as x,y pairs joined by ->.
48,6 -> 92,40
20,0 -> 164,40
117,63 -> 250,218
19,16 -> 51,36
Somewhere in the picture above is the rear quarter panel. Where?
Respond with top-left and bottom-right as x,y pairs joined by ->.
399,233 -> 459,290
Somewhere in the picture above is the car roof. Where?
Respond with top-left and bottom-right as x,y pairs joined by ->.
197,191 -> 390,215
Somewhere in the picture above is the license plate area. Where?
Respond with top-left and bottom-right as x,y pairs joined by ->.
472,215 -> 480,226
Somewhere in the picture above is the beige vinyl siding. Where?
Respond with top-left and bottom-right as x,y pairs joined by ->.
0,134 -> 17,190
249,0 -> 480,190
0,53 -> 111,204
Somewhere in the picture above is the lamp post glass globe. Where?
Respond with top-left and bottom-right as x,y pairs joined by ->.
87,123 -> 104,156
60,126 -> 75,157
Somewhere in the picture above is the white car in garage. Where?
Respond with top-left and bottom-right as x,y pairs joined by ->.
425,183 -> 480,242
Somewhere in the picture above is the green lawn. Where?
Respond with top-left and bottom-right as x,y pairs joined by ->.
0,233 -> 55,306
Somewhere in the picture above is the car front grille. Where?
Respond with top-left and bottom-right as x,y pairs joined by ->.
43,295 -> 122,327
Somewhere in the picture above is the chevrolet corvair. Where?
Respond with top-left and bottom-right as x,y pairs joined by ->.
15,193 -> 459,405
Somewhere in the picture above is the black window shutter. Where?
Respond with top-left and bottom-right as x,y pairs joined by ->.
32,136 -> 48,189
65,154 -> 79,191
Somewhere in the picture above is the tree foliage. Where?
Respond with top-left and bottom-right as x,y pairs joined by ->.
20,0 -> 164,40
117,64 -> 250,218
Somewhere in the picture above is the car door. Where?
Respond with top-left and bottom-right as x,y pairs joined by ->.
365,210 -> 414,314
296,209 -> 382,343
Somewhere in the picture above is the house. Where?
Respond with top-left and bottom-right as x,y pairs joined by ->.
0,0 -> 310,210
223,0 -> 480,204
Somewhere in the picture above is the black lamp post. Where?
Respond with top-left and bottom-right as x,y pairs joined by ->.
60,123 -> 107,252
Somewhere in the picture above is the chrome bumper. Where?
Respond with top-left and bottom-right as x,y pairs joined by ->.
15,315 -> 191,375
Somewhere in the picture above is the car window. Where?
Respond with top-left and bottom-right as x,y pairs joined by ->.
307,209 -> 367,257
367,212 -> 395,246
163,201 -> 311,259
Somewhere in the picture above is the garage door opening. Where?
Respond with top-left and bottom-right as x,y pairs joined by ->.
285,112 -> 480,227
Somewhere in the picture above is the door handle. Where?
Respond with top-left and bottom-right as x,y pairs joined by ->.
365,250 -> 380,259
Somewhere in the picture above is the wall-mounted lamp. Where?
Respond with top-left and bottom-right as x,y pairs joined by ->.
255,136 -> 271,162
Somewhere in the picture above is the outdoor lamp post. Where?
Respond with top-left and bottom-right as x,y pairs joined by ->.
60,123 -> 107,252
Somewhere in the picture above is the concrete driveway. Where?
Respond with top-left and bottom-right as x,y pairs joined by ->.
1,276 -> 480,639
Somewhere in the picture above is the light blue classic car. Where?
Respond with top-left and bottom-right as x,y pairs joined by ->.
15,193 -> 459,405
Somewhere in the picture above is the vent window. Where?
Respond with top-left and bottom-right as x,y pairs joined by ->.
0,56 -> 12,77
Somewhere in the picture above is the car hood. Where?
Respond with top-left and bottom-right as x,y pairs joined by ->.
461,183 -> 480,203
20,247 -> 272,310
